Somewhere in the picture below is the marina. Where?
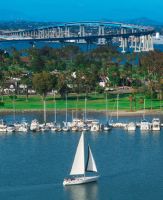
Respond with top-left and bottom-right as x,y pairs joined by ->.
0,115 -> 162,134
0,111 -> 162,134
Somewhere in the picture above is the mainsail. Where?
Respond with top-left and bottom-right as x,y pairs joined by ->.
70,133 -> 85,175
85,145 -> 98,172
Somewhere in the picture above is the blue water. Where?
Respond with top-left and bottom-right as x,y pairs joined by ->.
0,41 -> 96,52
0,41 -> 162,52
0,112 -> 163,200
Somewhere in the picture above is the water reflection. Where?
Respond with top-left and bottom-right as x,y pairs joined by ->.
64,182 -> 99,200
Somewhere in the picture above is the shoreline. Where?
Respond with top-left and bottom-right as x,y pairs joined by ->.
0,109 -> 162,116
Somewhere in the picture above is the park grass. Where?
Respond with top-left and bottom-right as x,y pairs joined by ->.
0,93 -> 162,112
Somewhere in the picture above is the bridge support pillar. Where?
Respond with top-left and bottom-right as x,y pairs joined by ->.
134,37 -> 140,52
79,25 -> 85,43
98,25 -> 106,45
65,26 -> 70,37
148,35 -> 154,51
58,27 -> 63,37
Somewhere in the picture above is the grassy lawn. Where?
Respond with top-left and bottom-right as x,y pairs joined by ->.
0,93 -> 162,111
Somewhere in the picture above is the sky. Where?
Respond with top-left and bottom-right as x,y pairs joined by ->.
0,0 -> 163,22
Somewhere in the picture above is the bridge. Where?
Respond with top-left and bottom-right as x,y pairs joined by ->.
0,21 -> 155,53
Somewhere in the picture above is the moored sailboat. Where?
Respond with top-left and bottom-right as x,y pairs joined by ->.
62,94 -> 70,131
63,132 -> 99,186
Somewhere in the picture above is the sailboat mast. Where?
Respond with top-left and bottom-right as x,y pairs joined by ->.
83,133 -> 85,177
85,96 -> 87,122
13,95 -> 16,122
54,93 -> 56,123
143,98 -> 146,119
105,93 -> 108,122
43,98 -> 46,123
117,94 -> 119,121
76,95 -> 78,119
66,94 -> 68,123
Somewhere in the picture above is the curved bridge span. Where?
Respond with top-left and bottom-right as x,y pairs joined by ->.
1,21 -> 155,52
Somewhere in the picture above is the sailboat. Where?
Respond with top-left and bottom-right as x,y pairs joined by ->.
63,132 -> 99,186
103,93 -> 111,131
140,99 -> 151,131
62,94 -> 70,131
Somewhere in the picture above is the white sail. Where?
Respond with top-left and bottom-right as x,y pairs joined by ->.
70,133 -> 85,175
85,146 -> 97,172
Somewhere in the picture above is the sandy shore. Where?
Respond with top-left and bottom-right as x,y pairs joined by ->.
0,108 -> 162,116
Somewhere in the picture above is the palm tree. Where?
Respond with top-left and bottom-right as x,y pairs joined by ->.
21,74 -> 32,101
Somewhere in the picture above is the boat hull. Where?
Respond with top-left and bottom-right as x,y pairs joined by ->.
63,176 -> 99,186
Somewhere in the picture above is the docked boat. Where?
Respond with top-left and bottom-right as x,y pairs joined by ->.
62,126 -> 70,132
7,124 -> 15,133
90,120 -> 100,132
103,93 -> 111,132
14,122 -> 22,131
30,119 -> 40,132
17,119 -> 29,132
39,123 -> 49,132
0,119 -> 7,132
51,123 -> 62,132
63,132 -> 99,186
112,122 -> 127,128
151,118 -> 160,131
125,122 -> 136,131
70,118 -> 84,131
82,124 -> 90,131
140,99 -> 151,131
140,119 -> 151,131
103,124 -> 111,131
71,126 -> 78,131
62,121 -> 70,132
18,124 -> 28,132
62,95 -> 70,132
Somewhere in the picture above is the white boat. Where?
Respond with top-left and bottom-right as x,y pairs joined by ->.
126,122 -> 136,131
112,122 -> 127,128
103,93 -> 111,132
70,118 -> 84,131
51,126 -> 58,132
140,99 -> 151,131
0,119 -> 7,132
30,119 -> 40,132
46,122 -> 54,129
14,122 -> 21,131
151,118 -> 160,131
62,125 -> 70,132
63,132 -> 99,186
110,94 -> 126,128
17,119 -> 29,132
71,126 -> 78,131
82,124 -> 90,131
18,125 -> 28,132
90,120 -> 100,132
39,123 -> 49,132
51,123 -> 62,132
140,119 -> 151,131
103,124 -> 111,131
62,95 -> 70,132
7,125 -> 15,133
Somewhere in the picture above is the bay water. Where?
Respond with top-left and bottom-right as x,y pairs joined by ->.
0,112 -> 163,200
